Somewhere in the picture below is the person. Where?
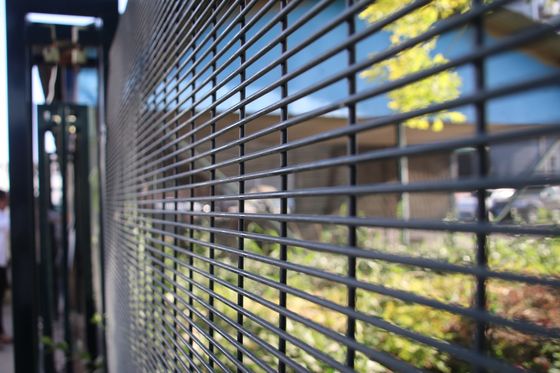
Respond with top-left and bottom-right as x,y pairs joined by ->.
0,190 -> 12,344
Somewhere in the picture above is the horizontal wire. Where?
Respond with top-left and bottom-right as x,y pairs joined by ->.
118,217 -> 560,340
118,247 -> 243,373
120,53 -> 555,178
130,0 -> 493,166
132,122 -> 560,195
124,248 -> 301,373
106,0 -> 559,370
134,214 -> 560,288
118,235 -> 255,373
118,223 -> 287,373
117,216 -> 524,372
148,317 -> 197,373
133,228 -> 419,372
122,226 -> 422,373
133,0 -> 333,153
134,0 -> 377,152
127,27 -> 560,185
133,174 -> 560,204
127,0 -> 433,173
156,317 -> 199,373
137,204 -> 560,240
116,0 -> 189,109
139,0 -> 229,99
127,0 -> 517,178
135,258 -> 210,373
137,0 -> 263,134
134,0 -> 300,148
138,0 -> 276,116
138,0 -> 283,131
147,254 -> 349,373
137,0 -> 194,89
148,246 -> 421,373
120,210 -> 356,371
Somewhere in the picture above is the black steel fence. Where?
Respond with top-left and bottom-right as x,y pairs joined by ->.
105,0 -> 560,371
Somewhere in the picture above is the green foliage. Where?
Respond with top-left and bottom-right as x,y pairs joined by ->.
359,1 -> 470,131
41,326 -> 104,372
127,213 -> 559,372
41,335 -> 69,353
90,312 -> 105,328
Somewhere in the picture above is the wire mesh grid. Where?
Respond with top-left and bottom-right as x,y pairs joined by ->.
105,0 -> 560,371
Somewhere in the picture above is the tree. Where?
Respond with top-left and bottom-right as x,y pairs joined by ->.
359,0 -> 470,131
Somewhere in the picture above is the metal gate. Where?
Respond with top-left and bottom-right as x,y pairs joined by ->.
105,1 -> 560,371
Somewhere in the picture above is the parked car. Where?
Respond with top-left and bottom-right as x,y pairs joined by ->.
454,192 -> 479,221
455,186 -> 560,223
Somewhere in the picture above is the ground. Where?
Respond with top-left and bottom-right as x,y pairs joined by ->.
0,298 -> 14,373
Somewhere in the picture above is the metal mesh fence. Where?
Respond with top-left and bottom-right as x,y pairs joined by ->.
105,1 -> 560,371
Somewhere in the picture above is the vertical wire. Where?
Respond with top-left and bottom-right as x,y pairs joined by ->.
148,95 -> 160,370
132,59 -> 146,369
397,122 -> 410,244
237,0 -> 247,370
345,0 -> 357,369
159,24 -> 169,370
279,1 -> 289,372
140,203 -> 151,370
473,0 -> 489,371
172,8 -> 180,370
60,106 -> 74,373
209,1 -> 218,369
145,5 -> 161,363
150,17 -> 164,366
150,2 -> 184,368
188,12 -> 197,369
105,0 -> 560,371
139,77 -> 151,373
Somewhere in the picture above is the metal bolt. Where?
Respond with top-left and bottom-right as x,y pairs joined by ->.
67,114 -> 77,124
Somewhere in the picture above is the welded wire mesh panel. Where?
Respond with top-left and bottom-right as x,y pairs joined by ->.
105,0 -> 560,371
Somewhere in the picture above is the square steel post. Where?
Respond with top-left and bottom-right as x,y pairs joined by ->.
6,1 -> 39,372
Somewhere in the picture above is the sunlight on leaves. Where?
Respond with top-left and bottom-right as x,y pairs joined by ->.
359,0 -> 470,131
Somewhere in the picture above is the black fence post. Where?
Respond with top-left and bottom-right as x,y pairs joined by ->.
6,1 -> 39,372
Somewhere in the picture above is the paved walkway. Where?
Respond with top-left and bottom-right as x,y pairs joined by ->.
0,302 -> 14,373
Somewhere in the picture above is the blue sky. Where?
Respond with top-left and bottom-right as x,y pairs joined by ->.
1,0 -> 559,179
